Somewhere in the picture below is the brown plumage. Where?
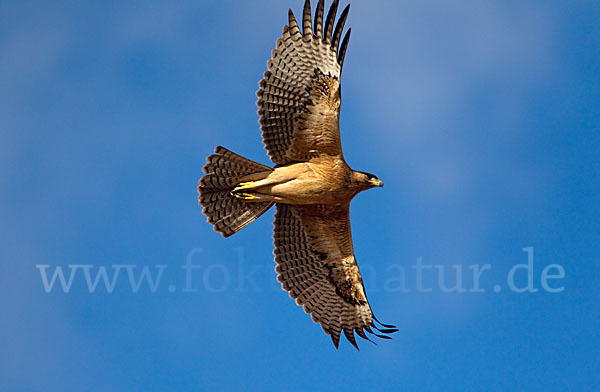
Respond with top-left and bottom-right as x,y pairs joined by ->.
198,0 -> 397,350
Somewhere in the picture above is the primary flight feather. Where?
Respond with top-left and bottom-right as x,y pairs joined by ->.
198,0 -> 397,350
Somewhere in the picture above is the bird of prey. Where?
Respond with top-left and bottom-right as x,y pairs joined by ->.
198,0 -> 397,349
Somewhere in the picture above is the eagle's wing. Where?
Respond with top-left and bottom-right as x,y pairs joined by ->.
257,0 -> 351,165
273,203 -> 397,349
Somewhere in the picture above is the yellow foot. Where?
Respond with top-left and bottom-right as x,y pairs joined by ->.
232,191 -> 259,200
233,182 -> 256,192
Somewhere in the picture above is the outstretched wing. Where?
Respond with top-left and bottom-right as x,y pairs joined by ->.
273,203 -> 397,349
257,0 -> 352,165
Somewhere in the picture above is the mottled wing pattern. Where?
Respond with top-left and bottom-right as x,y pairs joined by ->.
273,203 -> 397,349
257,0 -> 352,165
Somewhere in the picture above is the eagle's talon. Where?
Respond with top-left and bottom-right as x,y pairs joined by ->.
232,191 -> 259,200
233,181 -> 256,192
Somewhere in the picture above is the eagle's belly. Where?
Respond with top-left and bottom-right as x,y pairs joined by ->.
259,161 -> 350,205
269,178 -> 338,204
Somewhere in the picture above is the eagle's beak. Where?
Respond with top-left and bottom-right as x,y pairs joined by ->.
369,178 -> 384,187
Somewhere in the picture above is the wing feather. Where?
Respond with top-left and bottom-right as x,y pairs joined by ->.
338,28 -> 351,66
257,1 -> 352,165
302,0 -> 312,38
344,327 -> 359,350
314,0 -> 324,39
288,8 -> 301,34
329,299 -> 342,349
332,4 -> 350,51
323,0 -> 339,43
273,203 -> 396,350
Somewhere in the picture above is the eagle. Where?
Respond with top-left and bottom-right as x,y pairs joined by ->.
198,0 -> 397,349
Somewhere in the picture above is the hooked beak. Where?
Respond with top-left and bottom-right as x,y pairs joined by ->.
369,178 -> 384,187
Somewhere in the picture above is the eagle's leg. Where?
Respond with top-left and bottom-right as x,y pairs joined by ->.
232,171 -> 274,193
231,164 -> 309,203
234,182 -> 255,191
231,190 -> 283,202
233,169 -> 296,193
231,191 -> 261,200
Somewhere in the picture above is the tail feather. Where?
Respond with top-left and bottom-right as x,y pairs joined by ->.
198,146 -> 274,237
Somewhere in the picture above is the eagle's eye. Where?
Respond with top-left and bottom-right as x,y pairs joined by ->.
365,173 -> 384,187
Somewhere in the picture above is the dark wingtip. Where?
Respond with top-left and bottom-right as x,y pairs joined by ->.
338,27 -> 351,67
288,9 -> 299,31
380,328 -> 399,334
356,327 -> 378,346
314,0 -> 324,39
365,324 -> 393,341
373,315 -> 398,330
302,0 -> 312,37
367,322 -> 396,340
344,328 -> 360,351
331,333 -> 340,349
332,4 -> 350,51
324,0 -> 340,43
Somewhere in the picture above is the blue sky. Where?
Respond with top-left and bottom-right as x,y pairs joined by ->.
1,0 -> 599,391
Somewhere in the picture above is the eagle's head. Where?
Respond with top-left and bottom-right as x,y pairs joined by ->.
352,171 -> 384,190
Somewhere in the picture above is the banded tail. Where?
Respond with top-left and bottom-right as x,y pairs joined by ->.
198,146 -> 274,237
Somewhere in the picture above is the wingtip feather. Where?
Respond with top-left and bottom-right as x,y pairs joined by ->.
302,0 -> 312,37
314,0 -> 324,39
288,9 -> 300,34
344,328 -> 360,351
338,27 -> 351,66
324,0 -> 340,43
332,4 -> 350,51
331,333 -> 340,349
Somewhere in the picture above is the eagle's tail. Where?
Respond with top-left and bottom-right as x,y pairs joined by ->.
198,146 -> 274,237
